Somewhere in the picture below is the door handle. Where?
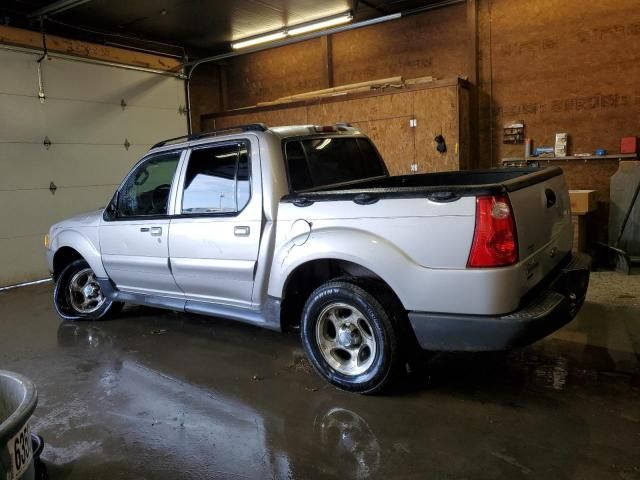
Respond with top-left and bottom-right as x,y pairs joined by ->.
234,226 -> 250,237
140,226 -> 162,235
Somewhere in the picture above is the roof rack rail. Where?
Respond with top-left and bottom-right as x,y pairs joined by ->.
151,123 -> 268,149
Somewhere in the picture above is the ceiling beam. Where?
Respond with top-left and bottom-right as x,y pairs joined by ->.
0,25 -> 182,73
28,0 -> 94,19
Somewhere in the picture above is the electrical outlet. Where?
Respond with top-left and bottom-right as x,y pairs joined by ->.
410,163 -> 418,172
409,118 -> 417,128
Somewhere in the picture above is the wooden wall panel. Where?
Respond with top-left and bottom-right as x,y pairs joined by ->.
366,117 -> 415,175
474,0 -> 640,237
487,0 -> 640,164
224,39 -> 326,110
306,92 -> 413,125
414,87 -> 460,173
331,4 -> 468,86
207,83 -> 465,175
206,106 -> 308,130
190,63 -> 222,132
458,85 -> 472,169
216,7 -> 468,110
190,0 -> 640,235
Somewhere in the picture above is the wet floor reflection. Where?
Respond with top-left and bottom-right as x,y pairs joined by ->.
1,285 -> 639,479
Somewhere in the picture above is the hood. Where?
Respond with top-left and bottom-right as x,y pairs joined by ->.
51,209 -> 104,231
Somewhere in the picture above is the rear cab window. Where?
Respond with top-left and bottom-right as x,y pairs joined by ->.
284,136 -> 387,192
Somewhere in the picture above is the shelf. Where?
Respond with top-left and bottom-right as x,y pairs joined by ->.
501,153 -> 638,163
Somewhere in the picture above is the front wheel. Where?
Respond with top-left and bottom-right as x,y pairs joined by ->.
53,259 -> 121,321
301,281 -> 401,394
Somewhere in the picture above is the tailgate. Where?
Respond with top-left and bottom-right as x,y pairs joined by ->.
507,171 -> 572,270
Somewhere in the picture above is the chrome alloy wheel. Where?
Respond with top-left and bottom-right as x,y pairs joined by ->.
68,268 -> 105,314
315,302 -> 377,376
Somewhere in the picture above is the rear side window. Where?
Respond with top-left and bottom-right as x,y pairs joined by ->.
285,137 -> 386,192
181,142 -> 251,214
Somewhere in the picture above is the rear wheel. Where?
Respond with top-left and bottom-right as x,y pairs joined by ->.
53,259 -> 122,321
301,281 -> 401,394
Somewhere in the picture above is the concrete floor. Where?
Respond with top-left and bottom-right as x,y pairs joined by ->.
0,273 -> 639,480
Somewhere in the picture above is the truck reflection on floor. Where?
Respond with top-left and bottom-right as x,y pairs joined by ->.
53,322 -> 382,479
49,316 -> 607,479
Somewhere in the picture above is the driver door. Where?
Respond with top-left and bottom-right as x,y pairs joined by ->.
100,149 -> 184,297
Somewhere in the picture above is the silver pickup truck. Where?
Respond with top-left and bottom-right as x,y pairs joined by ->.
45,123 -> 590,393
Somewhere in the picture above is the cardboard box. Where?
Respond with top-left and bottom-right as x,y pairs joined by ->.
555,133 -> 568,157
569,189 -> 597,214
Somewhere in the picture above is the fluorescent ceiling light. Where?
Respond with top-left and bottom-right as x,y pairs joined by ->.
288,13 -> 353,36
231,31 -> 287,50
231,12 -> 353,50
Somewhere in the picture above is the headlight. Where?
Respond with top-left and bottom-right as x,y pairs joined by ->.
44,233 -> 50,249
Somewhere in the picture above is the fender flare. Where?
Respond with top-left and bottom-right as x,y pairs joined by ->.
268,227 -> 414,304
53,229 -> 107,278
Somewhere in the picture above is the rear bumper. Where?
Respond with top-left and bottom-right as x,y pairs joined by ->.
408,253 -> 591,351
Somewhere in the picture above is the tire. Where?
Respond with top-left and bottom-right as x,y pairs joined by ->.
53,259 -> 122,321
301,280 -> 401,394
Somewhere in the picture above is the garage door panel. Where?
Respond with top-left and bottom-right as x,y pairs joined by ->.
0,189 -> 54,239
0,50 -> 40,96
0,235 -> 49,285
43,59 -> 184,108
42,99 -> 128,144
0,94 -> 46,142
48,145 -> 148,187
0,144 -> 52,189
126,107 -> 188,144
49,186 -> 116,225
0,49 -> 186,286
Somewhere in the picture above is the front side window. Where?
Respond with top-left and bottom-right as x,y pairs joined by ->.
117,151 -> 181,217
181,142 -> 251,214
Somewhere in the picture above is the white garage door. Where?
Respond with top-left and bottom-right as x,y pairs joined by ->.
0,47 -> 187,287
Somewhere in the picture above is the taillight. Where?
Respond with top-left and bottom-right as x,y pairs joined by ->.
467,194 -> 518,268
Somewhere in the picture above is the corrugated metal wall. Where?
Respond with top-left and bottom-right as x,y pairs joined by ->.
0,48 -> 187,286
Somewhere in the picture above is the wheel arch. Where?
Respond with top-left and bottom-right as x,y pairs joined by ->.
278,257 -> 405,331
52,230 -> 106,280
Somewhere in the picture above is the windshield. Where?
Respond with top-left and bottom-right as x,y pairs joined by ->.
284,137 -> 387,192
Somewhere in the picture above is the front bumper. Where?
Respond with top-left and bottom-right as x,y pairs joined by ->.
408,253 -> 591,351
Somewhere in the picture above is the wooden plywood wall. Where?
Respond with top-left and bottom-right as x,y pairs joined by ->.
194,0 -> 640,231
482,0 -> 640,164
331,5 -> 468,85
218,4 -> 468,111
224,39 -> 327,110
190,63 -> 222,132
204,81 -> 470,176
475,0 -> 640,239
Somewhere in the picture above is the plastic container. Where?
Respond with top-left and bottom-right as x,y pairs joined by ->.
0,371 -> 38,480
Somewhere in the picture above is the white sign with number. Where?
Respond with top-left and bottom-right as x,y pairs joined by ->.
6,422 -> 32,480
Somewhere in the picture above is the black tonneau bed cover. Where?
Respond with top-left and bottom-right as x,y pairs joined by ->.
281,167 -> 563,205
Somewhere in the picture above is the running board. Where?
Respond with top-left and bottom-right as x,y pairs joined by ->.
97,278 -> 281,331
